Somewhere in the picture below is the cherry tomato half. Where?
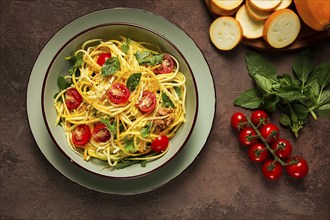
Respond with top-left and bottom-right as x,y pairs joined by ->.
238,127 -> 257,147
65,88 -> 83,110
151,135 -> 169,152
154,54 -> 174,74
137,91 -> 157,113
262,159 -> 282,181
92,123 -> 111,143
97,53 -> 111,66
271,139 -> 292,159
231,112 -> 248,131
248,143 -> 269,163
251,110 -> 268,126
259,123 -> 280,144
107,83 -> 130,104
285,156 -> 309,179
72,124 -> 91,147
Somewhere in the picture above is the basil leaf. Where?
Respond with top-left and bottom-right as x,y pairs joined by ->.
309,62 -> 330,90
234,89 -> 263,109
53,92 -> 60,99
124,137 -> 135,152
126,73 -> 141,92
57,76 -> 71,90
162,93 -> 174,108
65,52 -> 83,77
293,49 -> 314,86
245,50 -> 277,80
318,103 -> 330,111
317,103 -> 330,117
121,38 -> 130,54
135,51 -> 150,62
101,57 -> 120,76
153,54 -> 164,65
254,74 -> 273,94
262,95 -> 280,113
318,90 -> 330,117
293,103 -> 309,120
136,51 -> 164,66
276,87 -> 308,102
280,113 -> 291,126
318,90 -> 330,106
317,109 -> 330,117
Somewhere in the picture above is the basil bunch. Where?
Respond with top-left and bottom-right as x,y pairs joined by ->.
234,49 -> 330,138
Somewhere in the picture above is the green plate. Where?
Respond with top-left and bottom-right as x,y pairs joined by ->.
27,8 -> 216,194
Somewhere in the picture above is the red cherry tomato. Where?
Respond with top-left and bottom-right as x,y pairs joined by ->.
248,143 -> 269,162
72,124 -> 91,147
137,91 -> 157,113
151,135 -> 169,152
230,112 -> 248,131
271,139 -> 292,159
97,53 -> 111,66
251,110 -> 268,126
65,88 -> 83,110
238,127 -> 257,147
262,160 -> 282,181
285,156 -> 309,179
259,123 -> 280,144
92,123 -> 111,143
154,54 -> 174,74
107,83 -> 130,104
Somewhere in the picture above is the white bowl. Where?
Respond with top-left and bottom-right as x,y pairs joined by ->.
42,23 -> 198,179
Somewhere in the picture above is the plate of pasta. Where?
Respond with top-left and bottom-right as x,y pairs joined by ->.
42,24 -> 198,178
27,8 -> 215,193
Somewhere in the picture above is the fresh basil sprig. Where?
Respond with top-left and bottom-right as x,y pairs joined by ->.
234,49 -> 330,138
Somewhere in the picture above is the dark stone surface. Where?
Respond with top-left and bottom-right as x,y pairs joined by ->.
1,0 -> 329,219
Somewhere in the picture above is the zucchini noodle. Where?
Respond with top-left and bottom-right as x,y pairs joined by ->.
54,36 -> 186,169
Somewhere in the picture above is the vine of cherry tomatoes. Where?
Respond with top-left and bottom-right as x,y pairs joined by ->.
231,110 -> 309,181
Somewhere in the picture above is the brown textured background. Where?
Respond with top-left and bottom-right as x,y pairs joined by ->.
1,0 -> 329,219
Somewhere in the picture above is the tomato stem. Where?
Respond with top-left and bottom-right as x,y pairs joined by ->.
247,118 -> 287,166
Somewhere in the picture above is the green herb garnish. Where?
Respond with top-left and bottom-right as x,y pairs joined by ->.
101,57 -> 120,76
100,117 -> 117,134
124,136 -> 135,152
126,72 -> 142,92
65,52 -> 83,77
121,38 -> 130,54
135,51 -> 164,66
162,92 -> 175,108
